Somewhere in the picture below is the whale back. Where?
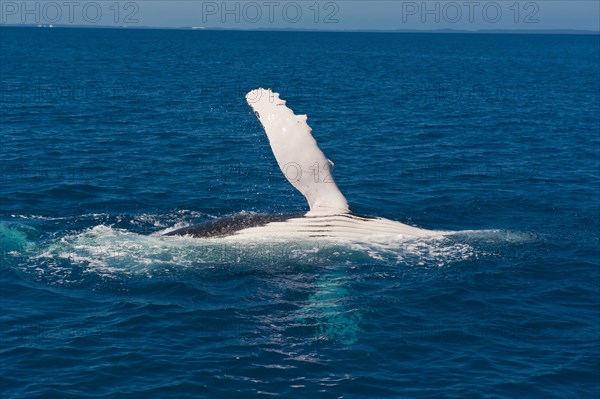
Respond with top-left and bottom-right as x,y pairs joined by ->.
164,212 -> 437,239
164,212 -> 305,238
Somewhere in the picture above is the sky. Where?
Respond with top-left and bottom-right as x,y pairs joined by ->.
1,1 -> 599,31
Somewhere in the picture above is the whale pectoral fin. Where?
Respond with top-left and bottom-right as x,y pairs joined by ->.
246,88 -> 350,215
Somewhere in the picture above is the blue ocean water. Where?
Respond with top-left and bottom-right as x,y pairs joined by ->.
1,27 -> 599,398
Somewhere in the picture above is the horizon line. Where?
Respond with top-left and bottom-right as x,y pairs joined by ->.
1,23 -> 599,35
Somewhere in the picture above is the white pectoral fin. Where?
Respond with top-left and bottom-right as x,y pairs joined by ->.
246,88 -> 350,215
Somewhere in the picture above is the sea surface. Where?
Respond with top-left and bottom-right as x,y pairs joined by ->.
1,27 -> 599,398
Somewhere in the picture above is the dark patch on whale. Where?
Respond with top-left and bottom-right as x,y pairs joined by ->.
164,212 -> 304,238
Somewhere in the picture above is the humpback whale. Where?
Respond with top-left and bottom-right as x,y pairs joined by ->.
165,89 -> 448,241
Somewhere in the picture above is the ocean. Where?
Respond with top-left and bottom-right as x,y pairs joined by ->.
0,27 -> 599,398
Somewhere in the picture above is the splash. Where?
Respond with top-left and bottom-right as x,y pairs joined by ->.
2,213 -> 533,285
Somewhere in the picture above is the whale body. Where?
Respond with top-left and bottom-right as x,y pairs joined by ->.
166,89 -> 447,240
164,212 -> 441,240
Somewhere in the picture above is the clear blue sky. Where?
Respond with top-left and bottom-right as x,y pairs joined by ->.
1,1 -> 599,31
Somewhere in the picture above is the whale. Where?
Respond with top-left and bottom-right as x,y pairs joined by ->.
165,88 -> 449,241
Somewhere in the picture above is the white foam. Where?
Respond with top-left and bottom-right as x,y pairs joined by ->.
20,222 -> 486,283
8,212 -> 530,283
